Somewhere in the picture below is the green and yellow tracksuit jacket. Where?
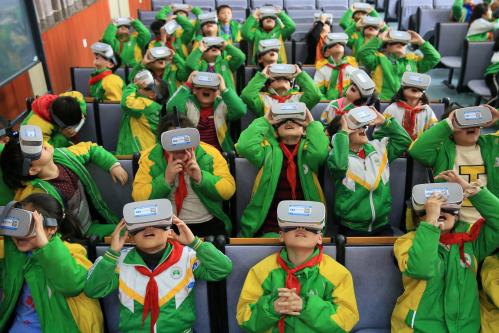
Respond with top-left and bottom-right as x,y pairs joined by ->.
84,238 -> 232,333
357,37 -> 441,101
451,0 -> 492,22
166,84 -> 247,153
0,143 -> 14,206
235,117 -> 329,237
392,188 -> 499,333
219,20 -> 242,43
236,247 -> 359,332
314,56 -> 359,100
128,55 -> 189,97
0,236 -> 104,333
23,91 -> 87,148
480,254 -> 499,333
344,23 -> 387,57
327,119 -> 412,232
132,142 -> 235,233
14,142 -> 120,237
241,12 -> 296,64
89,69 -> 124,102
466,18 -> 499,42
408,119 -> 499,217
339,8 -> 380,31
102,20 -> 151,67
116,83 -> 162,155
241,71 -> 321,117
185,43 -> 246,91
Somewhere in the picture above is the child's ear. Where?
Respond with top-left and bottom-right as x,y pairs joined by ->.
317,234 -> 323,245
46,226 -> 57,238
278,231 -> 284,243
28,166 -> 41,176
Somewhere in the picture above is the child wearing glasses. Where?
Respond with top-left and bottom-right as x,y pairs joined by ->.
236,200 -> 359,332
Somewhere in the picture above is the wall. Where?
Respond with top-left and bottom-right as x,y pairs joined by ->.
129,0 -> 152,18
0,72 -> 33,120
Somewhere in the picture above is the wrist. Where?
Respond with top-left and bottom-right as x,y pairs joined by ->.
109,162 -> 121,172
188,236 -> 202,250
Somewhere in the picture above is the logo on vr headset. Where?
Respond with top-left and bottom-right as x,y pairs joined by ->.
288,204 -> 312,217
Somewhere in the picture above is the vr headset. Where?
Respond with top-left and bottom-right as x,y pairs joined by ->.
123,199 -> 173,234
361,16 -> 383,28
202,36 -> 225,49
313,12 -> 333,24
260,6 -> 278,19
386,30 -> 411,44
192,72 -> 221,89
268,64 -> 297,79
172,4 -> 190,13
134,69 -> 164,98
346,106 -> 377,129
277,200 -> 325,233
454,106 -> 492,128
19,125 -> 43,176
91,42 -> 117,65
411,183 -> 463,216
352,2 -> 372,13
149,46 -> 173,60
161,127 -> 200,152
114,17 -> 131,27
401,72 -> 431,91
350,69 -> 375,97
163,20 -> 180,35
258,39 -> 281,55
324,33 -> 349,48
199,12 -> 218,26
0,201 -> 58,238
271,102 -> 307,122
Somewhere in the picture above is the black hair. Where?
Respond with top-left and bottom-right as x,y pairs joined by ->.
469,3 -> 489,25
110,53 -> 122,72
390,86 -> 430,105
51,96 -> 83,127
216,4 -> 232,14
494,32 -> 499,52
0,139 -> 37,190
150,19 -> 166,36
441,103 -> 463,120
156,112 -> 195,141
20,193 -> 85,242
326,115 -> 343,137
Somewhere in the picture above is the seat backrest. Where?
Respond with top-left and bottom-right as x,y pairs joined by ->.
77,102 -> 99,144
216,0 -> 249,10
434,0 -> 459,8
231,9 -> 247,22
410,158 -> 431,188
379,102 -> 389,112
317,0 -> 348,10
323,166 -> 336,228
243,65 -> 258,87
310,102 -> 328,121
225,244 -> 337,333
232,157 -> 258,227
71,67 -> 94,96
457,41 -> 494,91
294,40 -> 309,64
293,22 -> 313,33
240,110 -> 257,130
388,158 -> 407,230
346,245 -> 403,331
284,40 -> 292,60
251,0 -> 283,9
435,22 -> 468,57
184,0 -> 216,11
286,9 -> 316,23
429,102 -> 446,120
86,158 -> 133,218
301,65 -> 316,78
152,0 -> 171,10
284,0 -> 316,10
384,0 -> 398,20
97,102 -> 123,152
332,22 -> 344,33
399,0 -> 433,30
416,8 -> 451,38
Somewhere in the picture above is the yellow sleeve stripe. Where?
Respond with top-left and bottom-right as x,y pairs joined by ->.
60,91 -> 84,104
200,142 -> 236,200
67,141 -> 95,157
125,90 -> 154,111
131,145 -> 156,201
394,232 -> 416,272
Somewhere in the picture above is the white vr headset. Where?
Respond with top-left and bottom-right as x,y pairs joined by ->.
271,102 -> 307,122
324,32 -> 349,48
258,39 -> 281,55
114,17 -> 131,27
411,183 -> 463,216
268,64 -> 297,79
123,199 -> 173,234
199,12 -> 218,26
163,20 -> 180,35
260,6 -> 278,19
0,201 -> 58,237
386,30 -> 411,44
346,106 -> 377,129
91,42 -> 118,65
19,125 -> 43,176
313,12 -> 333,24
150,46 -> 173,59
161,127 -> 200,152
352,2 -> 372,13
350,69 -> 375,98
202,36 -> 225,49
454,106 -> 492,128
277,200 -> 325,232
401,72 -> 431,91
192,72 -> 221,89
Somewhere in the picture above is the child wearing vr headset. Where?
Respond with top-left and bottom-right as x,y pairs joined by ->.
236,200 -> 359,332
383,72 -> 437,140
89,42 -> 124,102
257,39 -> 282,69
314,32 -> 359,101
84,198 -> 232,333
235,103 -> 329,237
345,16 -> 385,57
392,174 -> 499,332
241,64 -> 321,118
327,107 -> 412,236
0,125 -> 129,238
166,71 -> 246,153
321,69 -> 377,126
101,17 -> 151,67
192,12 -> 223,43
0,193 -> 103,333
479,252 -> 499,333
22,91 -> 86,148
132,114 -> 235,236
241,6 -> 296,64
339,2 -> 380,31
357,29 -> 441,101
185,36 -> 246,91
409,105 -> 499,225
217,4 -> 242,43
305,13 -> 333,65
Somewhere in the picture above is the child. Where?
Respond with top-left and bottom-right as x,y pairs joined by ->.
466,3 -> 499,41
101,17 -> 151,67
485,34 -> 499,107
236,200 -> 359,332
129,46 -> 188,99
305,13 -> 332,65
479,253 -> 499,333
392,175 -> 499,332
84,199 -> 232,333
321,69 -> 377,125
314,33 -> 358,100
117,70 -> 165,155
327,107 -> 412,236
166,71 -> 246,153
339,2 -> 380,31
0,125 -> 129,238
241,64 -> 321,117
452,0 -> 477,22
217,4 -> 242,43
235,106 -> 329,237
185,37 -> 246,91
241,6 -> 296,64
408,105 -> 499,224
132,117 -> 235,236
345,16 -> 385,57
89,42 -> 124,102
257,39 -> 281,69
357,29 -> 441,101
22,91 -> 87,148
0,193 -> 104,333
194,12 -> 220,41
383,72 -> 437,140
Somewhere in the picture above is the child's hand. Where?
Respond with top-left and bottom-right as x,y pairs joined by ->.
199,40 -> 208,52
424,193 -> 447,228
482,104 -> 499,127
165,153 -> 184,186
434,170 -> 472,190
371,108 -> 386,126
187,71 -> 198,85
274,288 -> 301,316
110,220 -> 128,252
340,115 -> 353,134
185,148 -> 202,184
378,29 -> 390,42
221,40 -> 228,50
167,15 -> 177,22
110,165 -> 129,185
218,74 -> 227,91
32,211 -> 49,248
261,65 -> 271,78
170,215 -> 195,245
253,9 -> 261,19
355,17 -> 364,29
287,289 -> 303,314
408,30 -> 425,46
264,110 -> 281,125
294,64 -> 302,76
296,109 -> 314,128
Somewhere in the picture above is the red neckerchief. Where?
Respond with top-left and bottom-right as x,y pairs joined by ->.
200,106 -> 214,120
335,97 -> 348,116
276,246 -> 324,333
119,40 -> 124,54
88,70 -> 113,86
163,151 -> 188,214
155,36 -> 161,41
439,218 -> 485,270
271,94 -> 294,103
356,149 -> 366,159
279,142 -> 300,199
135,241 -> 183,333
396,101 -> 424,140
326,62 -> 348,95
166,36 -> 176,50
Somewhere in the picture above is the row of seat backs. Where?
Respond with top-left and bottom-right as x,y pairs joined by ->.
151,0 -> 349,11
384,0 -> 480,21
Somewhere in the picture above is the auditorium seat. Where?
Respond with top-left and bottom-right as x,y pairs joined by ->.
457,40 -> 495,94
71,67 -> 126,97
416,7 -> 451,39
468,80 -> 492,105
284,0 -> 316,10
384,0 -> 399,22
286,9 -> 317,23
388,158 -> 407,234
294,41 -> 308,64
184,0 -> 216,12
151,0 -> 171,11
301,65 -> 316,78
250,0 -> 283,9
433,0 -> 458,9
434,22 -> 468,88
398,0 -> 433,30
310,101 -> 328,120
97,102 -> 123,152
216,0 -> 249,10
138,10 -> 158,27
231,157 -> 258,234
77,102 -> 98,144
317,0 -> 348,10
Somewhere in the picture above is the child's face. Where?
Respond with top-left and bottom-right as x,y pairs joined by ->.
277,120 -> 304,140
345,84 -> 362,102
193,87 -> 218,106
325,44 -> 344,59
386,43 -> 406,58
269,77 -> 291,92
363,26 -> 379,38
175,10 -> 188,17
204,47 -> 222,62
117,25 -> 130,36
279,227 -> 322,249
453,127 -> 481,146
403,87 -> 423,101
349,127 -> 369,145
322,23 -> 331,34
170,148 -> 192,163
258,50 -> 279,66
93,54 -> 114,71
202,23 -> 218,36
12,203 -> 56,253
421,211 -> 457,232
262,17 -> 276,31
353,12 -> 367,22
28,145 -> 54,176
132,226 -> 170,254
149,58 -> 167,71
218,7 -> 232,23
